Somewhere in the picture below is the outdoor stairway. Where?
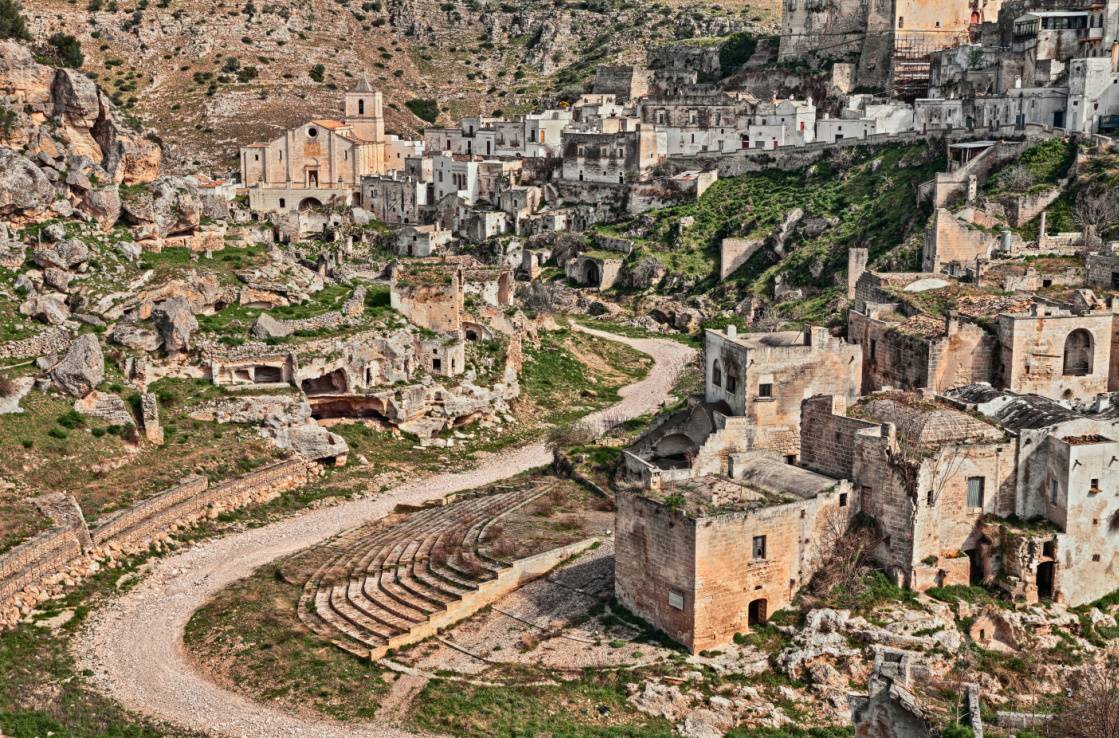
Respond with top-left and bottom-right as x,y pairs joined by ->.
298,484 -> 552,657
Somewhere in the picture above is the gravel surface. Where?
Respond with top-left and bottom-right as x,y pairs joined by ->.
76,329 -> 695,738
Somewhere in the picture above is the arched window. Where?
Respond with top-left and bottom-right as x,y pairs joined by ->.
1063,329 -> 1094,376
358,99 -> 365,115
712,359 -> 722,388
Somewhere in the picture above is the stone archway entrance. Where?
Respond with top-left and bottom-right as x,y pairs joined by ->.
583,260 -> 600,286
1037,562 -> 1055,600
298,197 -> 323,211
748,598 -> 767,627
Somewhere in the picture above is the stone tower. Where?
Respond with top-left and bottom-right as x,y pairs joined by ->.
344,75 -> 385,144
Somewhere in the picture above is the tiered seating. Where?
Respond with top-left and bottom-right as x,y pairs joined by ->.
298,485 -> 550,656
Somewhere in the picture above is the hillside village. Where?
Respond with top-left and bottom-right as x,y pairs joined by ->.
4,0 -> 1119,737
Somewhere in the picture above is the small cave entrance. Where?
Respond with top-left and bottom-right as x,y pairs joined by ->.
964,547 -> 984,586
308,395 -> 389,421
583,260 -> 601,286
1037,561 -> 1055,600
254,365 -> 285,383
301,369 -> 348,396
748,598 -> 768,627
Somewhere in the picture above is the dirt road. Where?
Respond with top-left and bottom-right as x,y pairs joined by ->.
77,329 -> 694,738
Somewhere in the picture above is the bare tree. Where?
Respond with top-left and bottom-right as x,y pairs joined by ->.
807,506 -> 886,600
1072,188 -> 1119,249
999,164 -> 1034,194
1052,663 -> 1119,738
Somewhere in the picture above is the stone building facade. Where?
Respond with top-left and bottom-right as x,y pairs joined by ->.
998,302 -> 1115,400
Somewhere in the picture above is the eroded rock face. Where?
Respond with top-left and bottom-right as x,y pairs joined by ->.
109,323 -> 163,353
151,296 -> 198,354
281,423 -> 349,462
0,149 -> 54,218
50,334 -> 104,397
33,238 -> 89,270
250,313 -> 293,340
79,186 -> 122,231
121,176 -> 200,239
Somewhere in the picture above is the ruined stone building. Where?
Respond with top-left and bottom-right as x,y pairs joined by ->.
615,450 -> 856,652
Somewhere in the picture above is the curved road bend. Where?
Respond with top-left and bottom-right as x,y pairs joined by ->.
78,329 -> 695,738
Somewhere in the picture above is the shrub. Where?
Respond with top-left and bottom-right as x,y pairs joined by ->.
47,427 -> 68,440
405,97 -> 439,123
222,56 -> 240,72
941,724 -> 973,738
0,0 -> 30,40
57,410 -> 86,429
48,33 -> 84,68
308,63 -> 325,82
19,439 -> 32,449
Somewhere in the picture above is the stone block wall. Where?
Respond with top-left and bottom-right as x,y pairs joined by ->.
922,208 -> 999,272
799,395 -> 879,479
720,237 -> 762,281
0,326 -> 73,359
0,458 -> 310,630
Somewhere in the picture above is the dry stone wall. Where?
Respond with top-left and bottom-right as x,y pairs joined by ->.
0,458 -> 311,629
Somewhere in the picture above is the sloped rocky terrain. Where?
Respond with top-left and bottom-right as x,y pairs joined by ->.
25,0 -> 777,171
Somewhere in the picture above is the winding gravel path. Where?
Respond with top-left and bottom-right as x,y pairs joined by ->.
77,328 -> 695,738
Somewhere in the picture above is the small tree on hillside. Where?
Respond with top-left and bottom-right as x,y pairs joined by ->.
0,0 -> 30,40
48,33 -> 84,68
1052,663 -> 1119,738
1073,187 -> 1119,249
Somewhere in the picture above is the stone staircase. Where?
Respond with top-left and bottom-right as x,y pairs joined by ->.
297,484 -> 554,658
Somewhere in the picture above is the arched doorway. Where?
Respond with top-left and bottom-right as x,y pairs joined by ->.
1063,329 -> 1093,376
298,197 -> 324,211
583,260 -> 600,286
748,598 -> 767,626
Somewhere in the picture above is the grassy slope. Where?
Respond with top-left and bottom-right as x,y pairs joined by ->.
606,143 -> 944,326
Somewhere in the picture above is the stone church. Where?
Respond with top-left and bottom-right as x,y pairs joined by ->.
240,79 -> 420,213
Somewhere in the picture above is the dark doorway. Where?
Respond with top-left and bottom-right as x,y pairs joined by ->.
301,368 -> 347,396
1037,561 -> 1055,600
254,365 -> 284,383
583,260 -> 600,286
964,548 -> 983,585
747,598 -> 767,627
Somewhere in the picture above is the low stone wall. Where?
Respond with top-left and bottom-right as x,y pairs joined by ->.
0,458 -> 311,629
0,326 -> 73,360
370,537 -> 600,660
91,458 -> 309,552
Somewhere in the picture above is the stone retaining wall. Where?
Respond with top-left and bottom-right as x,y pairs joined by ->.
0,457 -> 311,629
0,326 -> 73,360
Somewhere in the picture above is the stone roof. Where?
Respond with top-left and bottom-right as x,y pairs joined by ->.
857,395 -> 1003,444
351,75 -> 373,93
945,384 -> 1083,431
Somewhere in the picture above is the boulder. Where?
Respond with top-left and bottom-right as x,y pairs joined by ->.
0,149 -> 54,217
120,176 -> 200,238
51,68 -> 102,129
251,313 -> 293,340
50,334 -> 104,397
33,238 -> 89,270
43,223 -> 67,242
79,185 -> 122,231
19,293 -> 70,325
151,296 -> 198,354
43,268 -> 73,292
109,323 -> 163,353
73,390 -> 134,426
283,423 -> 349,462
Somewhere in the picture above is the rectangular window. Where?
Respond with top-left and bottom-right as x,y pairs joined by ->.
757,383 -> 773,398
752,535 -> 767,560
1091,478 -> 1100,492
726,375 -> 738,393
668,590 -> 684,610
1093,554 -> 1102,562
839,492 -> 848,508
966,477 -> 985,508
1050,478 -> 1059,503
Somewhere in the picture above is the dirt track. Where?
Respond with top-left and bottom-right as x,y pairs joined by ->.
76,328 -> 695,738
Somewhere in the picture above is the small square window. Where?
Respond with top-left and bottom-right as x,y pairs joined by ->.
1093,554 -> 1102,562
757,383 -> 773,398
752,535 -> 767,560
785,454 -> 796,464
839,492 -> 848,508
1090,478 -> 1100,492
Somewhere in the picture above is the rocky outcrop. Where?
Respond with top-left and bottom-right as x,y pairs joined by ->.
33,238 -> 89,271
121,176 -> 200,239
279,423 -> 349,463
19,293 -> 70,325
109,323 -> 163,353
79,186 -> 123,231
0,149 -> 54,218
50,334 -> 104,398
73,391 -> 134,426
151,297 -> 198,355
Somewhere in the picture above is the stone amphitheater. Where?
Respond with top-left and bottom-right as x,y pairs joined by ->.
298,481 -> 590,659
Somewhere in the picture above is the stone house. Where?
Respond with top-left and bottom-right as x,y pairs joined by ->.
614,450 -> 856,653
560,127 -> 664,185
394,224 -> 453,258
389,259 -> 464,334
801,393 -> 1015,591
704,325 -> 862,457
360,171 -> 431,225
566,253 -> 623,290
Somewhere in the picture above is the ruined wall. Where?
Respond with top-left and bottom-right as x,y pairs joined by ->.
720,237 -> 762,281
614,489 -> 697,649
390,274 -> 464,334
779,0 -> 867,62
0,326 -> 73,360
998,310 -> 1112,401
800,395 -> 880,480
923,208 -> 999,272
0,458 -> 311,630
